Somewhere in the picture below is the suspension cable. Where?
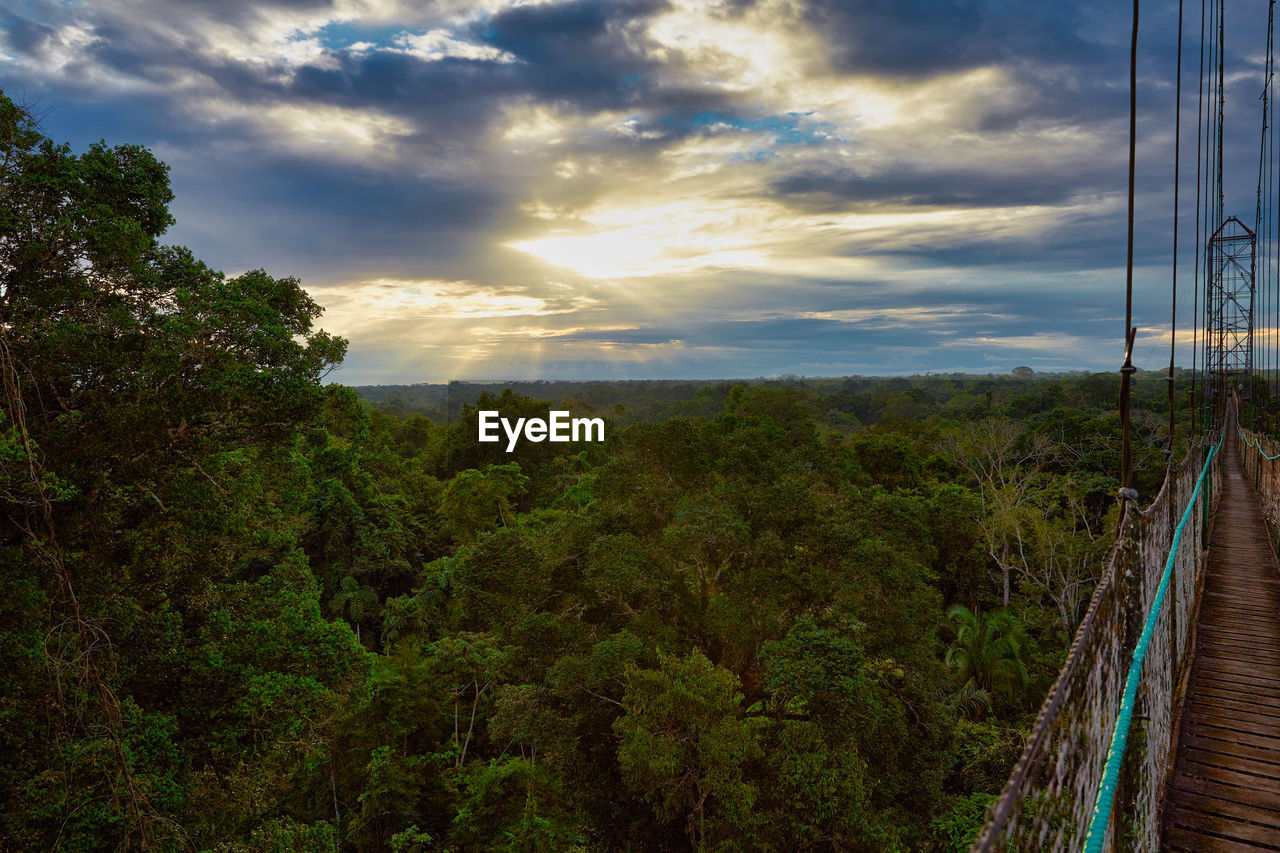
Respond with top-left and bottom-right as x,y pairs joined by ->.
1257,2 -> 1272,423
1271,24 -> 1277,424
1269,2 -> 1278,427
1193,0 -> 1207,436
1171,0 -> 1186,453
1119,0 -> 1140,492
1217,0 -> 1225,230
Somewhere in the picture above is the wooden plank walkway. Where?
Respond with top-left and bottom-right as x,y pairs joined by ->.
1164,429 -> 1280,851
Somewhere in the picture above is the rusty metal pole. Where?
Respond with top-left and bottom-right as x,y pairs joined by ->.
1122,328 -> 1138,493
1121,0 -> 1140,495
1170,0 -> 1185,458
1116,0 -> 1143,831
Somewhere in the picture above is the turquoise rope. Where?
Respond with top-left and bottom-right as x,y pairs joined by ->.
1082,433 -> 1223,852
1239,426 -> 1280,460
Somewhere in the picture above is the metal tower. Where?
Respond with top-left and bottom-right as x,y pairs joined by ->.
1206,217 -> 1256,422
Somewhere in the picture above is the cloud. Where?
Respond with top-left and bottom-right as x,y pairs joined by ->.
319,277 -> 594,328
390,30 -> 519,63
0,0 -> 1249,382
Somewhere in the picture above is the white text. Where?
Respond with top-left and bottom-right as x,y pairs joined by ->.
478,410 -> 605,451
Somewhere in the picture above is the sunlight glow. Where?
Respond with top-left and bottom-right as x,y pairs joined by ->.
319,278 -> 586,327
197,100 -> 415,161
391,30 -> 518,63
643,0 -> 815,93
507,191 -> 1087,281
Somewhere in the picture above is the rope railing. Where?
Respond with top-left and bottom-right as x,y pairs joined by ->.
1082,432 -> 1222,852
1239,424 -> 1280,537
971,432 -> 1223,853
1239,425 -> 1280,459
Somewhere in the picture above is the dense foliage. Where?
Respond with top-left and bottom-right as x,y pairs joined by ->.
0,92 -> 1189,851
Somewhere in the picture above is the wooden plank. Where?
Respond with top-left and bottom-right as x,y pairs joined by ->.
1185,708 -> 1280,740
1165,805 -> 1280,848
1165,429 -> 1280,847
1196,635 -> 1280,654
1172,774 -> 1280,819
1198,620 -> 1280,636
1187,670 -> 1280,693
1195,655 -> 1280,675
1200,597 -> 1280,613
1180,746 -> 1280,779
1185,694 -> 1280,724
1165,825 -> 1280,851
1191,663 -> 1280,689
1185,733 -> 1280,764
1183,723 -> 1280,755
1202,614 -> 1280,623
1190,678 -> 1280,701
1202,581 -> 1280,594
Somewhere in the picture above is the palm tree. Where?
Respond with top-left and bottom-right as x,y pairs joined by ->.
953,679 -> 993,722
944,605 -> 1029,700
330,576 -> 379,642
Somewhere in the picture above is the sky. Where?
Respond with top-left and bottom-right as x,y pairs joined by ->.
0,0 -> 1273,383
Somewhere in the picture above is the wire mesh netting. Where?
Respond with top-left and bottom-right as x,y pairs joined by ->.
971,438 -> 1222,853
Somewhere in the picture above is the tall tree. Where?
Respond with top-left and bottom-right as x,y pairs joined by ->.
0,90 -> 354,849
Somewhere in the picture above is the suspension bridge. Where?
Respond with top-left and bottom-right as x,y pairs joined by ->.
968,0 -> 1280,849
968,399 -> 1280,851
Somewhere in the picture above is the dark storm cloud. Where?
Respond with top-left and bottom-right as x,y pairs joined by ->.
165,154 -> 507,281
772,164 -> 1107,211
0,11 -> 54,55
482,0 -> 662,85
802,0 -> 1111,77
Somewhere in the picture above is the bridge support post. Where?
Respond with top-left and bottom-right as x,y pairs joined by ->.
1167,466 -> 1180,708
1113,514 -> 1145,852
1205,219 -> 1256,430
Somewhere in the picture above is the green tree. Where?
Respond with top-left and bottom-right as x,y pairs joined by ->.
440,463 -> 530,541
0,90 -> 354,849
615,650 -> 762,850
451,757 -> 583,851
331,575 -> 381,643
944,605 -> 1030,699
